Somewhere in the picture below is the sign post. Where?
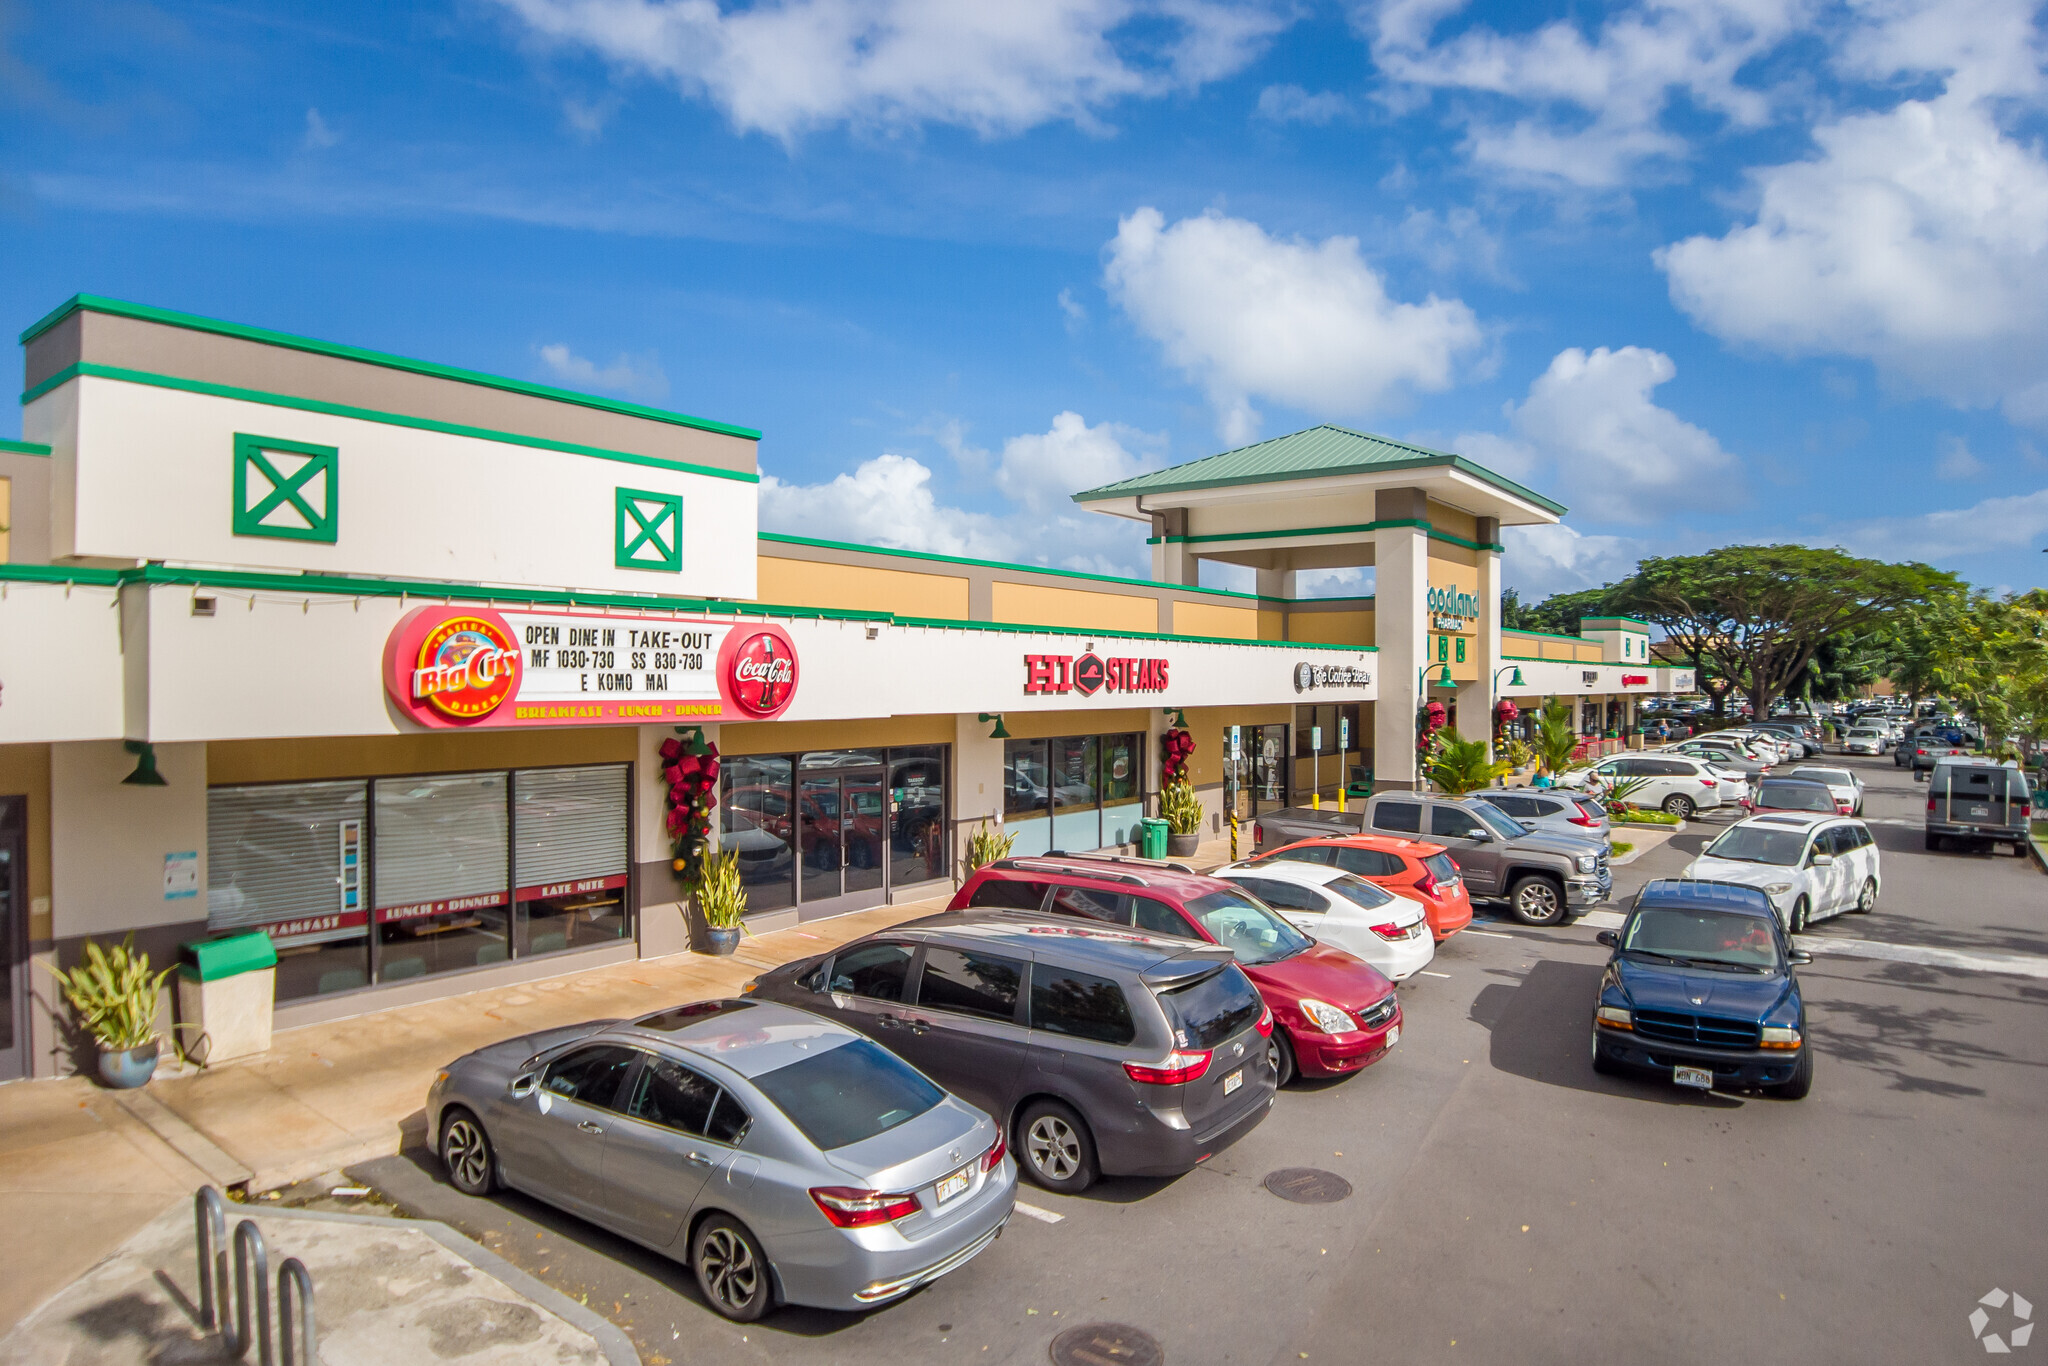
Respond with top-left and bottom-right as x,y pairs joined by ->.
1227,726 -> 1242,861
1337,716 -> 1351,813
1310,725 -> 1323,811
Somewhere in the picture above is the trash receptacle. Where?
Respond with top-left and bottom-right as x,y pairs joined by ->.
177,931 -> 278,1066
1140,818 -> 1169,860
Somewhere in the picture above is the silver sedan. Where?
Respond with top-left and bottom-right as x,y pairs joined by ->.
427,998 -> 1015,1320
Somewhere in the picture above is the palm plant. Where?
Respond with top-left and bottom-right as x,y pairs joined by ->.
1160,779 -> 1204,836
1427,734 -> 1512,795
694,849 -> 749,931
964,819 -> 1017,875
1532,700 -> 1588,778
43,935 -> 171,1052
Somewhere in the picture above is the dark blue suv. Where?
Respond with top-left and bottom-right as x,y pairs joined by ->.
1591,879 -> 1814,1099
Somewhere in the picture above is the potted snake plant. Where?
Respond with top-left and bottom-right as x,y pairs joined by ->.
44,935 -> 173,1088
1161,779 -> 1204,858
694,848 -> 748,956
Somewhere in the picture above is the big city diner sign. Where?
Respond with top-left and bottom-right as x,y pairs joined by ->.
384,605 -> 798,728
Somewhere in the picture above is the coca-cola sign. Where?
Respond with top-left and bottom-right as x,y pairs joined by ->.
721,628 -> 800,718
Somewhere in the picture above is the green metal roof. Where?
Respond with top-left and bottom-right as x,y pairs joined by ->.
1072,424 -> 1567,516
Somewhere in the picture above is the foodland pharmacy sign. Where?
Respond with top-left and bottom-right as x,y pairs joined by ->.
384,605 -> 798,728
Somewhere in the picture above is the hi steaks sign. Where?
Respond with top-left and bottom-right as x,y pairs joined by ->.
1022,651 -> 1169,697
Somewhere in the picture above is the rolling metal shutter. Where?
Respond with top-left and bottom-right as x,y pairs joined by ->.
373,772 -> 509,909
515,764 -> 629,888
207,781 -> 367,934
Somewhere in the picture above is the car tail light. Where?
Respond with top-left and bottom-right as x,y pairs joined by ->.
1699,777 -> 1717,788
982,1133 -> 1008,1172
1927,797 -> 1937,811
1837,801 -> 1852,814
1255,1007 -> 1274,1038
1124,1050 -> 1213,1085
811,1186 -> 921,1228
1253,822 -> 1266,845
1369,922 -> 1406,940
2021,803 -> 2032,819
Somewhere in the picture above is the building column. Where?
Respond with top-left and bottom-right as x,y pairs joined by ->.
1255,568 -> 1297,600
1371,491 -> 1430,791
1454,518 -> 1503,753
1148,508 -> 1199,587
637,723 -> 720,955
954,712 -> 1005,875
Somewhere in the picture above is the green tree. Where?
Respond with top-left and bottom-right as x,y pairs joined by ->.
1501,586 -> 1614,636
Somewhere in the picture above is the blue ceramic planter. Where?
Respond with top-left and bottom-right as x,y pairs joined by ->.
97,1041 -> 160,1089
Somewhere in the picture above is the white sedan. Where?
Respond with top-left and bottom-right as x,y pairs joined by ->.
1683,812 -> 1882,934
1842,727 -> 1889,756
1789,764 -> 1865,814
1212,862 -> 1436,981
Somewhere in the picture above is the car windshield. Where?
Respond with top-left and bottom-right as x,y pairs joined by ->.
1622,906 -> 1781,971
1158,964 -> 1264,1050
751,1036 -> 944,1151
1758,782 -> 1835,812
1183,890 -> 1312,965
1324,874 -> 1395,910
1467,801 -> 1529,839
1703,824 -> 1810,866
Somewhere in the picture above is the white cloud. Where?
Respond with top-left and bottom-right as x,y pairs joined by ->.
1057,286 -> 1088,332
491,0 -> 1293,142
1831,486 -> 2048,560
302,108 -> 340,151
1357,0 -> 1804,187
1103,206 -> 1485,444
1657,90 -> 2048,424
761,412 -> 1159,574
1255,84 -> 1351,124
1936,433 -> 1985,479
536,343 -> 670,399
1501,346 -> 1742,522
1502,522 -> 1647,598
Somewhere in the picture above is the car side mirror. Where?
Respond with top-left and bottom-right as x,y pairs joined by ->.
1787,950 -> 1813,966
1595,930 -> 1618,947
510,1073 -> 537,1098
1468,827 -> 1494,843
1812,852 -> 1835,868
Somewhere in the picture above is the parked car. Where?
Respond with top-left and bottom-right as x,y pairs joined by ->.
1925,757 -> 2034,855
1788,764 -> 1864,815
1469,787 -> 1611,846
1210,860 -> 1436,981
1567,753 -> 1731,819
1752,720 -> 1820,758
1360,793 -> 1609,925
1591,879 -> 1813,1098
1663,738 -> 1773,783
1751,777 -> 1840,816
1241,832 -> 1475,941
1682,811 -> 1881,932
747,910 -> 1276,1193
1722,728 -> 1797,763
1842,725 -> 1890,756
946,856 -> 1403,1089
427,999 -> 1016,1321
1640,718 -> 1692,742
1906,731 -> 1972,777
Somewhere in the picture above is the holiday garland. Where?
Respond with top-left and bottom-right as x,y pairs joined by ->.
1160,727 -> 1195,785
660,729 -> 721,888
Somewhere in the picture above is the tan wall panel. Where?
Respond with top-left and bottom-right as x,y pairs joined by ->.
208,728 -> 637,785
1171,601 -> 1260,640
1426,501 -> 1480,543
991,582 -> 1157,633
719,714 -> 953,756
1001,709 -> 1152,742
756,555 -> 970,619
1257,608 -> 1286,640
1287,612 -> 1375,648
0,744 -> 52,937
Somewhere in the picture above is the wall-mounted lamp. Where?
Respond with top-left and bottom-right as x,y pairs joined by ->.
1418,664 -> 1453,693
673,725 -> 712,756
979,713 -> 1011,739
1493,664 -> 1526,690
121,739 -> 168,786
1163,707 -> 1189,728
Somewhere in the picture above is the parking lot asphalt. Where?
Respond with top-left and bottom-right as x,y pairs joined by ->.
352,753 -> 2048,1366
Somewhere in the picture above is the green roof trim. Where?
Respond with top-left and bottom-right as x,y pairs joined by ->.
21,294 -> 762,441
1502,627 -> 1599,644
25,363 -> 759,485
1147,518 -> 1503,553
760,531 -> 1275,602
0,563 -> 1371,653
1581,616 -> 1652,631
0,438 -> 51,456
1074,424 -> 1567,517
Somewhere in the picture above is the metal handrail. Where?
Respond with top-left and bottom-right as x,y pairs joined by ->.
277,1258 -> 316,1366
230,1218 -> 271,1363
195,1185 -> 229,1331
192,1186 -> 319,1366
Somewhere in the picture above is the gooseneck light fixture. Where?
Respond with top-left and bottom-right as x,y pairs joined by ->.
979,713 -> 1011,740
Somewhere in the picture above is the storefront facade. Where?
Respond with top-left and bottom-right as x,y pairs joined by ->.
0,297 -> 1679,1077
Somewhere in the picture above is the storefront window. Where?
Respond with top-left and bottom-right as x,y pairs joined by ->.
1052,737 -> 1100,853
514,765 -> 631,957
723,746 -> 949,912
722,756 -> 795,913
1099,733 -> 1142,848
1004,739 -> 1053,858
1006,733 -> 1145,856
888,746 -> 948,884
373,772 -> 510,984
208,780 -> 370,1002
1253,725 -> 1290,814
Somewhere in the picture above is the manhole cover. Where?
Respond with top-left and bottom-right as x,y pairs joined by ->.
1263,1167 -> 1353,1203
1049,1322 -> 1164,1366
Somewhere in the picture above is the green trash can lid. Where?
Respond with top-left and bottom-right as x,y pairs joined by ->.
180,930 -> 277,981
1141,817 -> 1169,829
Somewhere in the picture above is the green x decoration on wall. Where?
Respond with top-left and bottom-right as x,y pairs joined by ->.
615,486 -> 684,571
232,433 -> 338,543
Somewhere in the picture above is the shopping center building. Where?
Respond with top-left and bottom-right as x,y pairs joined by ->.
0,296 -> 1692,1079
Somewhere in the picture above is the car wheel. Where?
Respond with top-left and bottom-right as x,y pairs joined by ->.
1925,832 -> 1942,852
439,1108 -> 497,1196
1590,1030 -> 1620,1076
1268,1029 -> 1297,1088
1016,1100 -> 1099,1194
1662,794 -> 1696,819
1854,878 -> 1877,914
1508,875 -> 1567,926
691,1214 -> 775,1322
1790,896 -> 1811,935
1769,1047 -> 1814,1101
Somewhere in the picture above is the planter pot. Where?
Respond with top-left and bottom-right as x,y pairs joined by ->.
700,926 -> 742,957
1166,832 -> 1200,857
97,1040 -> 160,1090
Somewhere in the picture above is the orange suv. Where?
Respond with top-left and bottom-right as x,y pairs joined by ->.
1239,834 -> 1474,941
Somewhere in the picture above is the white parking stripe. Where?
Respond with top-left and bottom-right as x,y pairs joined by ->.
1014,1202 -> 1065,1224
1462,928 -> 1514,938
1801,936 -> 2048,979
1418,970 -> 1452,978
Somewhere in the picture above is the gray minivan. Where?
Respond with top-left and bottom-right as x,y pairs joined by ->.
745,913 -> 1277,1193
1926,758 -> 2034,855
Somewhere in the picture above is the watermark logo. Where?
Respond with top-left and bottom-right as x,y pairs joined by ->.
1970,1288 -> 2034,1353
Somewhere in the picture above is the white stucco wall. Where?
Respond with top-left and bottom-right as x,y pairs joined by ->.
50,739 -> 208,939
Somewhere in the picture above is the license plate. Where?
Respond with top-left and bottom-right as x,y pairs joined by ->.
1673,1066 -> 1712,1090
1222,1068 -> 1243,1095
935,1163 -> 973,1206
1387,1025 -> 1400,1047
1969,804 -> 1991,818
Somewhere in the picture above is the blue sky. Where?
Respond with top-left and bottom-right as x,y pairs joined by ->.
5,0 -> 2047,600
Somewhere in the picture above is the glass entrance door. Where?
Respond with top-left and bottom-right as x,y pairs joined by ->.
797,767 -> 887,907
0,799 -> 25,1082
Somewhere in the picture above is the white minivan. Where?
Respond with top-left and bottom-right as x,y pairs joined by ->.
1683,812 -> 1881,933
1569,753 -> 1733,819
